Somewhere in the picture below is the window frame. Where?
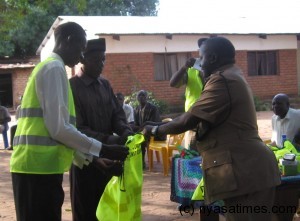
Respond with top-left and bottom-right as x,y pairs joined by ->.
247,50 -> 279,76
154,52 -> 192,81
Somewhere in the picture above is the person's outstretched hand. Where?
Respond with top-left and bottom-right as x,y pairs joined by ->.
141,121 -> 160,128
142,125 -> 154,139
100,144 -> 129,161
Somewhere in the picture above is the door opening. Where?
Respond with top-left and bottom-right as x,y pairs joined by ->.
0,73 -> 13,107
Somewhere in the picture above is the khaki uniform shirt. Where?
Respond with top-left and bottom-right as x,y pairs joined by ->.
189,64 -> 281,204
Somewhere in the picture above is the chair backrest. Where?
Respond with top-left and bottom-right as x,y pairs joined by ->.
168,133 -> 185,148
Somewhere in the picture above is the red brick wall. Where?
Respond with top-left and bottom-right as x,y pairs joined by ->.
0,68 -> 32,109
8,49 -> 299,110
102,53 -> 185,107
14,69 -> 32,108
236,49 -> 298,100
4,66 -> 74,110
103,49 -> 298,107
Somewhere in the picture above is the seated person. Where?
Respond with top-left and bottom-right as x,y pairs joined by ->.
270,93 -> 300,148
269,94 -> 300,221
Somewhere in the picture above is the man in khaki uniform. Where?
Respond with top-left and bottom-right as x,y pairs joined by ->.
143,37 -> 281,221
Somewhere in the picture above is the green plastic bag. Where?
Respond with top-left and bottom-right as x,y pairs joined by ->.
268,140 -> 298,161
96,134 -> 145,221
268,140 -> 300,173
192,177 -> 205,201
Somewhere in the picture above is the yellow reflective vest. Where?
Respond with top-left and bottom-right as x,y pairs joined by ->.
185,68 -> 204,112
10,57 -> 75,174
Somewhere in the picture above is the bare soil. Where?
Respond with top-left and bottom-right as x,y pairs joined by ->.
1,111 -> 297,221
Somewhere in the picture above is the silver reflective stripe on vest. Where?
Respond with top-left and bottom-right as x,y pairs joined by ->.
19,108 -> 76,125
19,108 -> 43,118
14,135 -> 58,146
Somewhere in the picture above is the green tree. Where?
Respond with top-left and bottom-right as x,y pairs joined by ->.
0,0 -> 158,58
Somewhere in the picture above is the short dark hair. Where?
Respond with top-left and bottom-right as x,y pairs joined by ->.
203,37 -> 235,65
116,92 -> 124,100
137,90 -> 147,98
54,22 -> 86,44
273,93 -> 290,105
197,38 -> 208,47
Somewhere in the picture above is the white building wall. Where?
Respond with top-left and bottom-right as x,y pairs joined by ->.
40,35 -> 55,61
297,41 -> 300,96
40,34 -> 297,60
104,35 -> 297,53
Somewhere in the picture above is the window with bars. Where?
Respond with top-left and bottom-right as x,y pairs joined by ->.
247,51 -> 278,76
154,52 -> 192,81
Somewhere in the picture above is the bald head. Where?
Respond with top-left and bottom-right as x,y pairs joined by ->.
53,22 -> 87,67
272,93 -> 290,119
54,22 -> 86,46
273,93 -> 289,102
199,37 -> 235,78
137,90 -> 148,98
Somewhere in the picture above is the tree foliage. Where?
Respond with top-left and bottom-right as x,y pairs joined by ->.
0,0 -> 158,58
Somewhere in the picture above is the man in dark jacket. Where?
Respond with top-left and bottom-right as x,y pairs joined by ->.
69,38 -> 133,221
133,90 -> 164,168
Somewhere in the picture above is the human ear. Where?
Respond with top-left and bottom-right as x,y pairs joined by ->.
209,53 -> 217,64
66,35 -> 76,43
66,35 -> 83,45
79,54 -> 85,64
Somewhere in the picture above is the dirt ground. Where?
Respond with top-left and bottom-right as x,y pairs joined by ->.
1,111 -> 297,221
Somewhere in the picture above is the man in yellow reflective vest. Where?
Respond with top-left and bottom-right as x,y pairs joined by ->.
169,38 -> 207,150
10,22 -> 129,221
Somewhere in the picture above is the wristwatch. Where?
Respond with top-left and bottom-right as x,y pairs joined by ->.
151,126 -> 159,136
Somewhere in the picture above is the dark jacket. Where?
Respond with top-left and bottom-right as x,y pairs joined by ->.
70,74 -> 132,143
0,105 -> 11,125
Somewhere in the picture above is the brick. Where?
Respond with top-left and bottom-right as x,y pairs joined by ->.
5,49 -> 298,109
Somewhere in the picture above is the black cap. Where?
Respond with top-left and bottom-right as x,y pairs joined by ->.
84,38 -> 106,55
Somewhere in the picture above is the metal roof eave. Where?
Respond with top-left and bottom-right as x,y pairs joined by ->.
95,32 -> 300,36
36,15 -> 300,55
36,17 -> 63,55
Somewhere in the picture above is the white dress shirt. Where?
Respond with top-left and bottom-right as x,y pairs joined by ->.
271,108 -> 300,148
35,53 -> 102,167
123,103 -> 134,123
